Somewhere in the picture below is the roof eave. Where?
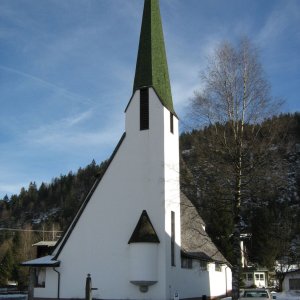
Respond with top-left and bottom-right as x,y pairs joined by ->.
20,261 -> 60,268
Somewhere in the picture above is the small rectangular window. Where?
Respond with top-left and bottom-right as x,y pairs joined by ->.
181,257 -> 192,269
248,273 -> 253,281
290,278 -> 300,290
200,261 -> 207,271
171,211 -> 175,266
260,274 -> 264,280
170,112 -> 174,133
215,263 -> 222,272
34,267 -> 46,288
140,88 -> 149,130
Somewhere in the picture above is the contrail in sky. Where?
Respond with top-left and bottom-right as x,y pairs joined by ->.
0,64 -> 95,106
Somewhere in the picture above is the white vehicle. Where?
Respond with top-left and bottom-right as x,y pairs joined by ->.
241,289 -> 274,300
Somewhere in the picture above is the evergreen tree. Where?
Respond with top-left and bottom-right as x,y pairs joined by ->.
0,249 -> 14,285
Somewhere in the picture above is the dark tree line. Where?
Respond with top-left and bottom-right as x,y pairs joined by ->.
0,159 -> 108,288
181,112 -> 300,291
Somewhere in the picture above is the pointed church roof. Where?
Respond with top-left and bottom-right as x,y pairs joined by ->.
128,210 -> 160,243
133,0 -> 175,115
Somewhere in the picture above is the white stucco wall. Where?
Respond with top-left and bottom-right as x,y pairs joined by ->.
209,264 -> 232,297
34,268 -> 58,298
129,243 -> 158,283
169,261 -> 232,299
174,261 -> 211,299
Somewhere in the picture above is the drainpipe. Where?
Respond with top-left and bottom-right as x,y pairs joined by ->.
53,267 -> 60,300
225,266 -> 229,297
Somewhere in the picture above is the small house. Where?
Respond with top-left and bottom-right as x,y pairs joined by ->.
282,269 -> 300,292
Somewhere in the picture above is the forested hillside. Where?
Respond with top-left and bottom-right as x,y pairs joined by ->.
0,113 -> 299,288
181,113 -> 300,269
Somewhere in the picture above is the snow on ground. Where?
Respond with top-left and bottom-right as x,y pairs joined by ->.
223,292 -> 300,300
0,292 -> 299,300
0,295 -> 27,300
275,292 -> 300,300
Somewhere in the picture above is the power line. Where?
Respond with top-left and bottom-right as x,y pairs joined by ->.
0,228 -> 63,233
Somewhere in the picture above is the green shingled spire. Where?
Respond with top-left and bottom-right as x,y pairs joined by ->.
133,0 -> 175,114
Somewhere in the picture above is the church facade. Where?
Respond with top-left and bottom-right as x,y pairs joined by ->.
22,1 -> 232,299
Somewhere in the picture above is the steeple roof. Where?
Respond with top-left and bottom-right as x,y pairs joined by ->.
133,0 -> 175,115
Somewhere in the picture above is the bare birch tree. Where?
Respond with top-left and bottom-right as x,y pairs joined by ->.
188,38 -> 282,300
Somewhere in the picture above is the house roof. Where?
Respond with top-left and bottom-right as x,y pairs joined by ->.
242,267 -> 269,272
284,268 -> 300,275
128,210 -> 160,244
33,241 -> 57,247
132,0 -> 175,115
20,255 -> 60,267
180,192 -> 228,264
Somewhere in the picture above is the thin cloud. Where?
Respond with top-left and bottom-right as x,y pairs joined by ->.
256,1 -> 300,46
23,110 -> 123,151
168,34 -> 222,116
0,65 -> 95,106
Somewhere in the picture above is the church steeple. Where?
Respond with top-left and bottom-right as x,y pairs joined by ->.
133,0 -> 175,115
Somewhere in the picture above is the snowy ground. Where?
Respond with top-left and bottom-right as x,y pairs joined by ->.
0,295 -> 27,300
275,292 -> 300,300
222,292 -> 300,300
0,292 -> 299,300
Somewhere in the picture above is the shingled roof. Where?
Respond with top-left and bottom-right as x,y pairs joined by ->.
180,192 -> 228,264
133,0 -> 175,115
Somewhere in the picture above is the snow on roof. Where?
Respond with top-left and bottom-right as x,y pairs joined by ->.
21,255 -> 60,267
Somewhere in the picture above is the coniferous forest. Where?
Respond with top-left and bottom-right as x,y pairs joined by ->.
0,113 -> 299,288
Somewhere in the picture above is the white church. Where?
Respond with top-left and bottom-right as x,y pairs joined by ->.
22,0 -> 232,299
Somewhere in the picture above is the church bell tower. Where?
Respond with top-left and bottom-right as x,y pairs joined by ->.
125,0 -> 181,296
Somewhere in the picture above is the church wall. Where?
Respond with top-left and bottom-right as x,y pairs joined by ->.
38,89 -> 172,300
209,264 -> 232,298
162,103 -> 182,296
167,261 -> 232,299
129,243 -> 159,283
172,261 -> 211,299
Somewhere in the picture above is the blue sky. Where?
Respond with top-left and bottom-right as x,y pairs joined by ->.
0,0 -> 299,198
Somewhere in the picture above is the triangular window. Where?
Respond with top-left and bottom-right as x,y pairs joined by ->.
128,210 -> 159,243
